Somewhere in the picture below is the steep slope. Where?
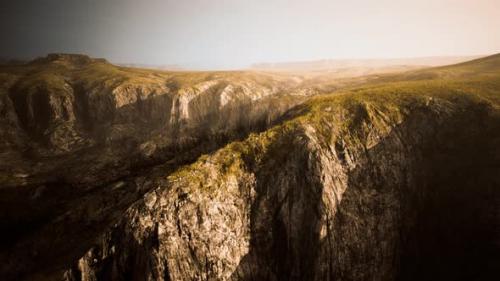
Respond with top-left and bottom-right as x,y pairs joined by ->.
0,54 -> 314,187
55,77 -> 499,281
1,54 -> 499,281
2,55 -> 498,280
0,54 -> 316,274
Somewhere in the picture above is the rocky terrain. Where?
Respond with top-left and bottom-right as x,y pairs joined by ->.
0,54 -> 499,281
0,54 -> 318,186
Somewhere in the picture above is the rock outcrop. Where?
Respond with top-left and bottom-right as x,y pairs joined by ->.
1,54 -> 500,281
61,88 -> 500,281
0,54 -> 314,187
0,55 -> 312,280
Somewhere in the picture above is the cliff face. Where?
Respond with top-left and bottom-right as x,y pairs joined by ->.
0,54 -> 312,187
1,54 -> 500,281
61,86 -> 500,281
0,55 -> 313,279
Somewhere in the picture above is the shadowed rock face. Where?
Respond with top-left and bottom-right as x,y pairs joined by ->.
0,55 -> 306,227
1,54 -> 500,281
0,55 -> 308,185
58,94 -> 499,281
0,55 -> 310,280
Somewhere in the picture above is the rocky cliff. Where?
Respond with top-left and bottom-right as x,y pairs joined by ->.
0,54 -> 315,187
1,54 -> 500,281
0,55 -> 313,280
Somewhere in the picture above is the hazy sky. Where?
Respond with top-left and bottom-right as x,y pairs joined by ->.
1,0 -> 499,69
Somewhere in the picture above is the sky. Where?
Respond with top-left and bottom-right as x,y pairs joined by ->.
1,0 -> 499,69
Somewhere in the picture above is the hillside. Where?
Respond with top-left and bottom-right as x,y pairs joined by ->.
0,54 -> 499,281
373,53 -> 500,82
0,54 -> 317,187
251,55 -> 481,73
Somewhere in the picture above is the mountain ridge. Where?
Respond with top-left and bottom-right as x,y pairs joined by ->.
1,53 -> 499,281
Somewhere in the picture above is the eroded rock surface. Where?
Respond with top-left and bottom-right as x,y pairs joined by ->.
0,55 -> 312,280
62,91 -> 500,281
1,54 -> 500,281
0,54 -> 313,187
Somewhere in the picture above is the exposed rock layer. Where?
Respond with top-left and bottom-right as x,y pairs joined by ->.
1,54 -> 500,281
0,55 -> 313,281
0,54 -> 313,187
62,92 -> 500,281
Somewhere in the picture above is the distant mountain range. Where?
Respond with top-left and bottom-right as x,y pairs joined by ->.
116,63 -> 185,71
251,55 -> 483,72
